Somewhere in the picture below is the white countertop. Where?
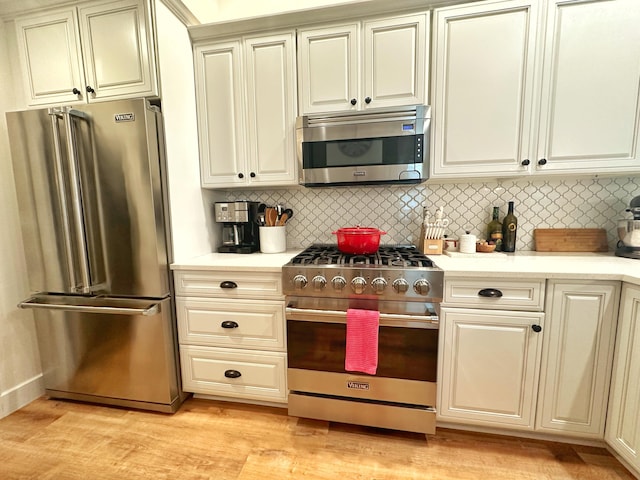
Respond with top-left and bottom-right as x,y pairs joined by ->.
171,249 -> 640,286
429,251 -> 640,286
170,249 -> 303,272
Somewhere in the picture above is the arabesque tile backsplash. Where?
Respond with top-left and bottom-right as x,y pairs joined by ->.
225,175 -> 640,251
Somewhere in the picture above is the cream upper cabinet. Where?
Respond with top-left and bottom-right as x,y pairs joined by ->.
297,12 -> 428,114
537,281 -> 620,438
431,0 -> 640,179
14,0 -> 157,106
607,283 -> 640,476
194,32 -> 298,188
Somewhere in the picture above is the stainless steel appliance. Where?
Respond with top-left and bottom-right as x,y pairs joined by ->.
297,105 -> 430,187
6,99 -> 184,413
214,201 -> 260,253
282,245 -> 443,434
616,195 -> 640,259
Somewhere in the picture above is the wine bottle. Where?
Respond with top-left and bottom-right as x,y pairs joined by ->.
486,206 -> 503,251
502,201 -> 517,252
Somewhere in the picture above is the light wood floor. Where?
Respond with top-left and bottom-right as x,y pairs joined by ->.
0,396 -> 634,480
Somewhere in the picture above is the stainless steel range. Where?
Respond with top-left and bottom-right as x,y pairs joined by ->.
282,244 -> 443,435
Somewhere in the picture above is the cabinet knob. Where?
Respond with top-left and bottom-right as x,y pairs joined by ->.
250,172 -> 256,178
219,281 -> 237,289
350,98 -> 357,105
238,173 -> 244,179
224,369 -> 242,379
521,159 -> 530,166
538,158 -> 547,166
86,86 -> 95,94
364,97 -> 372,104
531,324 -> 542,333
72,88 -> 81,95
478,288 -> 503,298
221,320 -> 239,329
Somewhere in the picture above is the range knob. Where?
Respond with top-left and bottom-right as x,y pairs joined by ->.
371,277 -> 387,294
293,274 -> 308,290
413,278 -> 431,296
351,276 -> 366,294
392,278 -> 409,294
331,276 -> 347,292
311,275 -> 327,291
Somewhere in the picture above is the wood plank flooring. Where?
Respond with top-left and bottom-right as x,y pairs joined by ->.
0,396 -> 634,480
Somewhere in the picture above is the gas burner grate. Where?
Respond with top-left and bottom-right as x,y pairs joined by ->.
290,244 -> 435,268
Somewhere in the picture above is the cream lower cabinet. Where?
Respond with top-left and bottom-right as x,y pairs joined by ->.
440,277 -> 620,439
537,280 -> 620,438
194,31 -> 297,188
439,307 -> 544,429
431,0 -> 640,179
297,11 -> 428,114
14,0 -> 157,106
174,270 -> 287,404
607,283 -> 640,475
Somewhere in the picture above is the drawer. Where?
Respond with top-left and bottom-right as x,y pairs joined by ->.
176,298 -> 285,351
444,278 -> 545,311
174,270 -> 281,298
180,346 -> 287,403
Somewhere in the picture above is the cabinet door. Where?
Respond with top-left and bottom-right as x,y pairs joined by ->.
438,307 -> 544,429
244,32 -> 298,186
536,0 -> 640,174
430,1 -> 539,178
194,40 -> 247,187
537,281 -> 620,438
14,8 -> 85,106
606,284 -> 640,473
78,0 -> 157,101
362,12 -> 428,110
297,24 -> 358,114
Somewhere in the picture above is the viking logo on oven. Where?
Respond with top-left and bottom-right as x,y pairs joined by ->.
347,381 -> 370,390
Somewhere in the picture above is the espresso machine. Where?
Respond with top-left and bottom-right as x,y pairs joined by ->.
214,201 -> 260,253
615,195 -> 640,260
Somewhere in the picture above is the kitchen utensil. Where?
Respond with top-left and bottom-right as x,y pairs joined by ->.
265,207 -> 278,227
277,212 -> 289,226
534,229 -> 608,252
284,208 -> 293,220
332,226 -> 387,254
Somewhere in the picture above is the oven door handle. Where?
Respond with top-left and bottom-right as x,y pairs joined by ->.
285,307 -> 438,329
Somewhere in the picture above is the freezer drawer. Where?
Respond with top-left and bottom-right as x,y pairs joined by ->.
24,295 -> 181,412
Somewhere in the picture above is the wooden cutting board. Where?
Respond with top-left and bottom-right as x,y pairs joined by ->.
534,228 -> 609,252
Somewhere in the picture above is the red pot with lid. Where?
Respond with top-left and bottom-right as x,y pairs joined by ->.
332,226 -> 387,254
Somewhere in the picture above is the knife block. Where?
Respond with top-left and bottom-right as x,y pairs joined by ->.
421,238 -> 443,255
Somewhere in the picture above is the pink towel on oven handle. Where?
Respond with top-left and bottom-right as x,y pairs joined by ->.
345,308 -> 379,375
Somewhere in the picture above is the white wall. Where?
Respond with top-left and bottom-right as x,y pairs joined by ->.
185,0 -> 372,23
0,19 -> 44,419
155,0 -> 221,261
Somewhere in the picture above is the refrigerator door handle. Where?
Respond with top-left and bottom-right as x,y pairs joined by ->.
62,108 -> 91,293
49,110 -> 78,292
18,295 -> 161,316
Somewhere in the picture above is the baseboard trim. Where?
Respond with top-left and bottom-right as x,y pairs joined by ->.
0,374 -> 43,419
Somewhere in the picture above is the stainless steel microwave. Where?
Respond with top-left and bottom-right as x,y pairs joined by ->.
296,105 -> 430,187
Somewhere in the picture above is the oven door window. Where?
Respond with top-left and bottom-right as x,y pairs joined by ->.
302,135 -> 423,169
287,320 -> 437,382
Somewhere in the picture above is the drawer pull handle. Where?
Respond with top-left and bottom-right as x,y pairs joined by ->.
531,324 -> 542,333
221,320 -> 239,329
220,281 -> 238,289
478,288 -> 503,298
224,369 -> 242,379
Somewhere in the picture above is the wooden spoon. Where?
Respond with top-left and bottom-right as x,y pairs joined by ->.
265,208 -> 277,226
277,212 -> 289,226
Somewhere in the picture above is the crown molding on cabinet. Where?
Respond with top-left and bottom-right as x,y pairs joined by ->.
188,0 -> 437,42
158,0 -> 199,26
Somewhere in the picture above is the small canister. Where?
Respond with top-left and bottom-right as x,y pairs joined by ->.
459,231 -> 477,254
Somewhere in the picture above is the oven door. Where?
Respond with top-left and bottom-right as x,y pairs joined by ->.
286,298 -> 438,406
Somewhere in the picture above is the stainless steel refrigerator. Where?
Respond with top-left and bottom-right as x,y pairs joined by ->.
6,98 -> 184,413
